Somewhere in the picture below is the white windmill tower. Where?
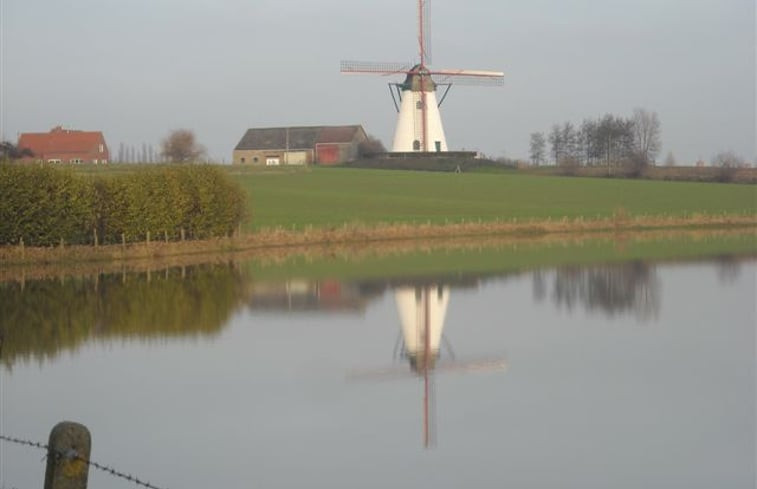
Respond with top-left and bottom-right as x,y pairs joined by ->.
349,284 -> 507,448
341,0 -> 505,153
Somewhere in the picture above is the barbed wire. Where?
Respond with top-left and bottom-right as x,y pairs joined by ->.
0,434 -> 169,489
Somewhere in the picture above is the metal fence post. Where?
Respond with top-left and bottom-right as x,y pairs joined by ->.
44,421 -> 91,489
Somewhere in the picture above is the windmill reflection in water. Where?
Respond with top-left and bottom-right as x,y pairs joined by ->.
350,284 -> 507,448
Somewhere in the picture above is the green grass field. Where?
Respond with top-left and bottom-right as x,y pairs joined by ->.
230,166 -> 757,231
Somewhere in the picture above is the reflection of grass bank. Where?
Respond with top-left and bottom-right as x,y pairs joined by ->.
1,226 -> 754,284
240,230 -> 757,282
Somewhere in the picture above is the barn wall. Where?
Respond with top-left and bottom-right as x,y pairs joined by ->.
233,149 -> 313,165
316,142 -> 361,165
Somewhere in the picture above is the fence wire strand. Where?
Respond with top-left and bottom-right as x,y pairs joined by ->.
0,435 -> 169,489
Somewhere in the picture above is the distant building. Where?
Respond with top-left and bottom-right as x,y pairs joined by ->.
233,125 -> 367,166
17,126 -> 110,164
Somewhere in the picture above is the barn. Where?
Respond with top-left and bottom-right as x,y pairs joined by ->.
233,125 -> 367,166
17,126 -> 110,164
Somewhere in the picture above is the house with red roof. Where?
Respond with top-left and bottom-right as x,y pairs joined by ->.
17,126 -> 110,164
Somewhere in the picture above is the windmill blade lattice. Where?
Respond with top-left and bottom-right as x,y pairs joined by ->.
340,60 -> 412,75
420,0 -> 432,65
430,70 -> 505,86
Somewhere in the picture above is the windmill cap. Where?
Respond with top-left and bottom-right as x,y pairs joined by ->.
401,65 -> 437,92
408,351 -> 440,373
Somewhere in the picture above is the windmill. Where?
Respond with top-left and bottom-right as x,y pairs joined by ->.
348,284 -> 507,448
340,0 -> 505,153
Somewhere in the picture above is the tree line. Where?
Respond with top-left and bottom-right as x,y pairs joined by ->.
529,108 -> 661,173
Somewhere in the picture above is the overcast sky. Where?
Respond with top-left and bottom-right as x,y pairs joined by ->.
1,0 -> 754,164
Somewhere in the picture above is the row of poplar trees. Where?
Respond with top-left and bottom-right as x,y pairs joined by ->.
529,108 -> 662,169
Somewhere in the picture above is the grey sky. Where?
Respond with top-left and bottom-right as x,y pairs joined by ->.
2,0 -> 754,164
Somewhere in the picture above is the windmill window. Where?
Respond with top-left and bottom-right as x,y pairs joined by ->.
416,101 -> 423,110
413,140 -> 421,151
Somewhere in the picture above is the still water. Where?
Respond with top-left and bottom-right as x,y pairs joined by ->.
1,257 -> 755,488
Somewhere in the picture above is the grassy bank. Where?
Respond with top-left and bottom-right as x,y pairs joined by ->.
3,164 -> 754,267
1,214 -> 754,279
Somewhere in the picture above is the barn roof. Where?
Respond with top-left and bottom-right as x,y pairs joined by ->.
235,125 -> 365,151
18,126 -> 107,156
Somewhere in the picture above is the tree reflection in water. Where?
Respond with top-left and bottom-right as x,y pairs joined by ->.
0,263 -> 248,368
533,261 -> 661,321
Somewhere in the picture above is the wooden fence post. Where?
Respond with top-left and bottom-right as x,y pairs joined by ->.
44,421 -> 91,489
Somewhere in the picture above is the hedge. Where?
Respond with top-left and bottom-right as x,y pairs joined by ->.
0,164 -> 247,246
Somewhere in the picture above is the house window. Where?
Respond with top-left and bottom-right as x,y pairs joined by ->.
253,157 -> 259,163
99,144 -> 104,153
240,157 -> 246,163
266,156 -> 280,166
70,158 -> 82,164
47,159 -> 62,164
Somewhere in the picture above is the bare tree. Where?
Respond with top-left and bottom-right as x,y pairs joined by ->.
712,150 -> 745,168
631,108 -> 661,165
561,122 -> 578,160
0,141 -> 33,160
161,129 -> 206,163
548,124 -> 562,165
358,134 -> 387,158
712,150 -> 745,182
529,132 -> 546,166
